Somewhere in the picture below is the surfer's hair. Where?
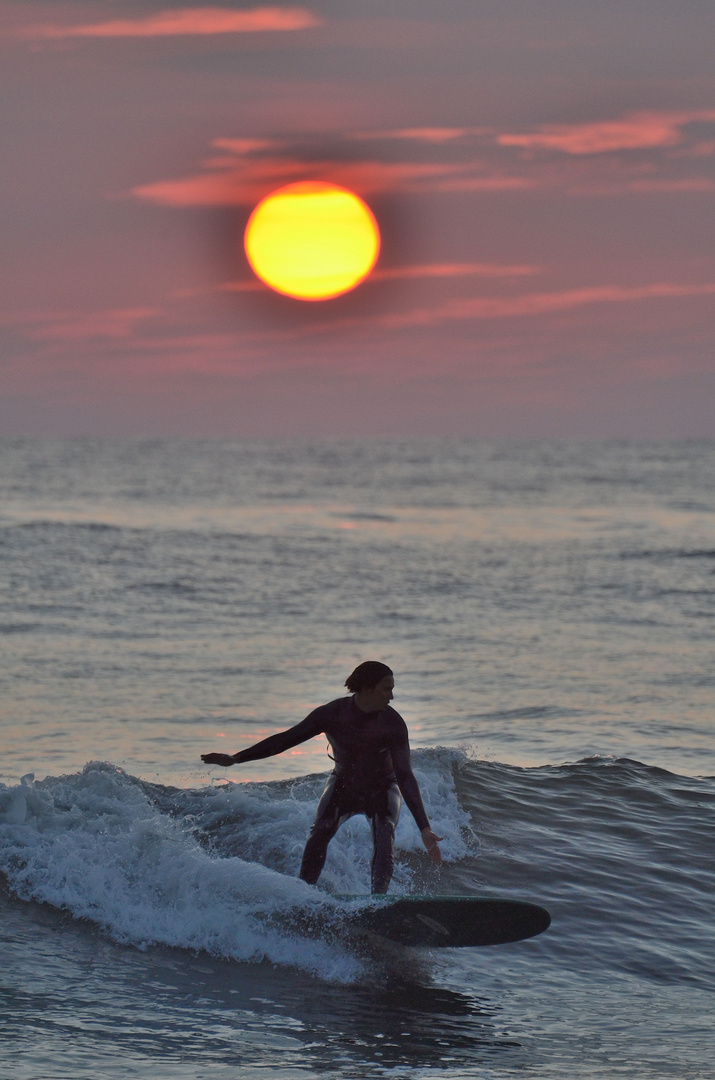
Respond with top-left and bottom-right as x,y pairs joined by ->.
345,661 -> 393,693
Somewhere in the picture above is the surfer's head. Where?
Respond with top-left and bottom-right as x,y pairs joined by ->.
345,661 -> 393,693
346,661 -> 394,713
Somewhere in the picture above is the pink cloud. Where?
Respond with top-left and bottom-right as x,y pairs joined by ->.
131,156 -> 477,206
624,178 -> 715,193
433,175 -> 534,192
128,114 -> 715,216
564,167 -> 715,196
195,280 -> 715,349
377,281 -> 715,329
220,281 -> 267,293
686,140 -> 715,158
133,172 -> 256,208
216,262 -> 541,295
28,308 -> 161,341
211,138 -> 280,155
353,127 -> 489,143
498,110 -> 715,155
370,262 -> 540,281
23,7 -> 322,40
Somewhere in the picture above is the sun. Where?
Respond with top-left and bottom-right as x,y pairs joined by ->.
243,181 -> 380,300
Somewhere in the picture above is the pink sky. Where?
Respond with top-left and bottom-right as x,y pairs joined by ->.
1,1 -> 714,437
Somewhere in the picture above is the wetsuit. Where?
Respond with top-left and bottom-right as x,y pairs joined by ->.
232,696 -> 430,893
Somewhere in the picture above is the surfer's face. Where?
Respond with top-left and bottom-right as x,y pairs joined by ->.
361,676 -> 394,712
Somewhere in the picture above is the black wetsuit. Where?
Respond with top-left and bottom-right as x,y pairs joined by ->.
233,696 -> 430,893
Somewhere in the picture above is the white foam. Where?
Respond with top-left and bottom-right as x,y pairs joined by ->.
0,764 -> 357,982
0,752 -> 474,984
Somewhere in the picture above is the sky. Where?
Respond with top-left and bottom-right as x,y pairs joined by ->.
1,0 -> 714,439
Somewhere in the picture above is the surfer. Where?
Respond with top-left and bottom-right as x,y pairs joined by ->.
201,661 -> 443,893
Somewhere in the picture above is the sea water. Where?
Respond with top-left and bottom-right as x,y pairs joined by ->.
1,438 -> 713,1079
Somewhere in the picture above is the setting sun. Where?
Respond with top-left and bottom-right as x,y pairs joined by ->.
243,181 -> 380,300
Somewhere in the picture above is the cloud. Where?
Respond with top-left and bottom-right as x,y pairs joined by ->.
22,7 -> 322,40
129,110 -> 715,212
203,280 -> 715,348
352,127 -> 490,143
685,140 -> 715,158
131,154 -> 480,206
624,178 -> 715,193
216,261 -> 541,294
219,281 -> 266,293
498,110 -> 715,155
432,175 -> 534,192
370,262 -> 540,281
26,308 -> 161,341
131,146 -> 710,208
377,282 -> 715,329
211,138 -> 280,155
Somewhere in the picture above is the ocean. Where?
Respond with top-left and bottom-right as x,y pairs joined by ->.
1,437 -> 713,1079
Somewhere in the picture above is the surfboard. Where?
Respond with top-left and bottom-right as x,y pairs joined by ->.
337,895 -> 551,948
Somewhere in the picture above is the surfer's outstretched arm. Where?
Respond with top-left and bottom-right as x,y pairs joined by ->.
201,711 -> 324,767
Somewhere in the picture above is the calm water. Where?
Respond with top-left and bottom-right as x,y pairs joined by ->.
1,438 -> 714,1079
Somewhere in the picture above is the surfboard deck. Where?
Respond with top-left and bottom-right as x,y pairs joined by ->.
336,895 -> 551,948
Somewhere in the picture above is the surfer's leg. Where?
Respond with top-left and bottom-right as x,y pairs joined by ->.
299,776 -> 354,885
369,784 -> 402,894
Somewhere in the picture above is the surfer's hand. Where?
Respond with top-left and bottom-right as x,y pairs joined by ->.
421,828 -> 444,865
201,753 -> 237,767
